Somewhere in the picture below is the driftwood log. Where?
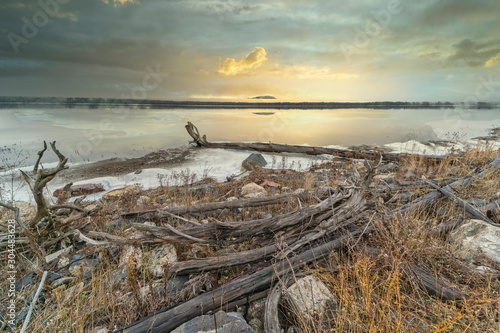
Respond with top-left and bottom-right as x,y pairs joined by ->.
122,187 -> 334,219
393,157 -> 500,217
185,121 -> 443,163
115,230 -> 362,333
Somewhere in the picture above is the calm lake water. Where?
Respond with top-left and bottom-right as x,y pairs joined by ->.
1,108 -> 499,165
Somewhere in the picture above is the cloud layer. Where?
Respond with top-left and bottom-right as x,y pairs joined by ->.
0,0 -> 499,101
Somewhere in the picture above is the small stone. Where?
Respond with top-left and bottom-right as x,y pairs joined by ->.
120,245 -> 143,269
171,311 -> 256,333
242,153 -> 267,171
378,164 -> 398,173
145,244 -> 178,277
137,196 -> 151,206
93,326 -> 108,333
57,256 -> 70,268
241,183 -> 266,198
404,171 -> 416,180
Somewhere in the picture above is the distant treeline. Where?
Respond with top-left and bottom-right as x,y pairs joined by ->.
0,96 -> 497,110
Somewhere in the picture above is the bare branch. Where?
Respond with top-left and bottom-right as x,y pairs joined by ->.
33,141 -> 47,174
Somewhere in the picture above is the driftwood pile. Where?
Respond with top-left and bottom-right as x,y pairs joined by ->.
2,124 -> 499,332
108,124 -> 500,333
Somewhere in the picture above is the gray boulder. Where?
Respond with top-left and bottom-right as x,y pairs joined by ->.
171,311 -> 256,333
449,219 -> 500,268
242,153 -> 267,171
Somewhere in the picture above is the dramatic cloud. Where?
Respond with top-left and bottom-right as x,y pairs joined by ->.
218,47 -> 268,76
486,52 -> 500,67
1,0 -> 499,101
445,39 -> 500,68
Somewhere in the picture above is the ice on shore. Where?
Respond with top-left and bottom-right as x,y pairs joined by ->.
1,139 -> 499,203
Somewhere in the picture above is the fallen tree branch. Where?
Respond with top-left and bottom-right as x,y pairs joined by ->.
392,157 -> 500,217
122,187 -> 333,218
185,122 -> 443,163
168,244 -> 277,276
423,180 -> 498,226
115,229 -> 363,333
132,190 -> 349,245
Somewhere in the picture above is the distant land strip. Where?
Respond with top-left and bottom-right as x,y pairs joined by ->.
0,97 -> 498,110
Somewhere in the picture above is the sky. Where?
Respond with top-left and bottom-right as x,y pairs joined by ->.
1,0 -> 500,102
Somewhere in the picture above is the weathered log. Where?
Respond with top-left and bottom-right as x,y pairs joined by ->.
404,263 -> 465,302
132,190 -> 349,245
122,187 -> 333,218
185,122 -> 443,163
363,247 -> 465,302
264,280 -> 286,333
424,180 -> 497,226
115,229 -> 362,333
168,244 -> 277,276
392,157 -> 500,217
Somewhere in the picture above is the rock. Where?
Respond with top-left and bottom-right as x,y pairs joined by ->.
260,213 -> 272,220
103,185 -> 140,201
449,219 -> 500,267
287,275 -> 337,318
120,245 -> 143,269
259,179 -> 280,188
139,276 -> 188,300
53,183 -> 105,198
137,196 -> 151,206
378,164 -> 398,173
404,171 -> 416,180
109,264 -> 130,285
69,258 -> 101,277
247,298 -> 266,333
242,153 -> 267,171
374,173 -> 396,184
187,184 -> 217,195
45,246 -> 73,264
93,326 -> 108,333
171,311 -> 257,333
241,183 -> 266,199
145,244 -> 178,277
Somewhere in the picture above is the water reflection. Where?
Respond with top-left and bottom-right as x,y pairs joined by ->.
1,108 -> 499,165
